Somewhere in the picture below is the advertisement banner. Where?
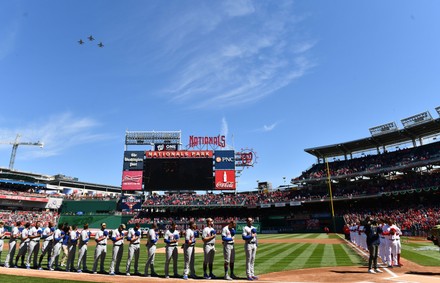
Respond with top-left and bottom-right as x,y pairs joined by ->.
145,150 -> 213,159
214,150 -> 235,170
154,144 -> 179,151
46,197 -> 63,209
121,195 -> 143,212
121,171 -> 143,191
215,170 -> 236,190
0,195 -> 48,203
123,151 -> 144,171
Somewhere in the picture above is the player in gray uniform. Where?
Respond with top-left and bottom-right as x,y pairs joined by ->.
4,221 -> 21,268
126,223 -> 141,276
92,222 -> 108,274
38,221 -> 54,270
109,224 -> 126,275
164,222 -> 180,278
183,221 -> 197,280
66,225 -> 79,272
242,217 -> 258,281
27,221 -> 43,268
0,221 -> 5,265
48,223 -> 64,270
222,220 -> 238,280
202,218 -> 217,279
144,222 -> 159,277
15,222 -> 30,268
76,223 -> 90,273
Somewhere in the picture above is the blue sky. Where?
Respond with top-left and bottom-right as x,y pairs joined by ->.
0,1 -> 439,191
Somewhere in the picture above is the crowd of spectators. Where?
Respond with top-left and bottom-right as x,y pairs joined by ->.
298,141 -> 440,180
0,209 -> 58,226
143,192 -> 247,206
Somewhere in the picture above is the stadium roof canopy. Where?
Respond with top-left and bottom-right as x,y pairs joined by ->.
305,117 -> 440,159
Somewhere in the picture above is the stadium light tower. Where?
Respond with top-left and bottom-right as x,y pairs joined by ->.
0,134 -> 44,170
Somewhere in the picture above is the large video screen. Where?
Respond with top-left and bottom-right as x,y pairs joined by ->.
143,158 -> 214,191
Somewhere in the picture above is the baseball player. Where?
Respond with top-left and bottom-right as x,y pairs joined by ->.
0,221 -> 5,265
164,222 -> 180,278
183,220 -> 197,280
27,221 -> 43,269
126,223 -> 141,276
48,223 -> 64,270
4,221 -> 21,268
92,222 -> 109,274
76,223 -> 91,273
388,219 -> 402,267
38,221 -> 54,270
109,224 -> 126,275
14,222 -> 30,268
202,218 -> 216,279
66,225 -> 79,272
144,222 -> 159,277
242,217 -> 258,281
222,219 -> 238,280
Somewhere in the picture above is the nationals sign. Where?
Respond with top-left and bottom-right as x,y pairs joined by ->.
215,170 -> 236,190
121,171 -> 143,191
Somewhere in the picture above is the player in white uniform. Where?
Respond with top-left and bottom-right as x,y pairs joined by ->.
144,222 -> 159,277
126,223 -> 141,276
0,221 -> 5,265
109,224 -> 126,275
388,220 -> 403,267
222,219 -> 238,280
15,222 -> 30,268
202,218 -> 216,279
27,221 -> 43,268
183,221 -> 197,280
164,222 -> 180,278
38,221 -> 54,269
48,223 -> 64,270
242,217 -> 258,281
92,222 -> 108,274
66,225 -> 79,272
4,221 -> 21,268
76,223 -> 90,273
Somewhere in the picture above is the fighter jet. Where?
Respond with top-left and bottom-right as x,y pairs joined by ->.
97,42 -> 104,48
88,35 -> 95,41
78,39 -> 84,45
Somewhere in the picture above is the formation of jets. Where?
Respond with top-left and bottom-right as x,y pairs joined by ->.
78,35 -> 104,47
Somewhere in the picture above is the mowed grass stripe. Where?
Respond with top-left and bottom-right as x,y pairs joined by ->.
333,244 -> 360,266
321,243 -> 337,266
305,244 -> 325,267
256,244 -> 297,274
282,243 -> 315,269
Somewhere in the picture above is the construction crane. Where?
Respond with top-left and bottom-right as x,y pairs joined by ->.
0,134 -> 44,170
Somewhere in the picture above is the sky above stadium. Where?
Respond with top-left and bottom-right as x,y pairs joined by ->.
0,1 -> 439,191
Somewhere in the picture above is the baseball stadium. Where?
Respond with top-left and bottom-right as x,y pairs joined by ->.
1,110 -> 440,283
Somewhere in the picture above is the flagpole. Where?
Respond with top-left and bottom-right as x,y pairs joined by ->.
325,158 -> 336,233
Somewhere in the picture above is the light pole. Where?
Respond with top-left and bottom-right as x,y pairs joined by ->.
283,177 -> 286,188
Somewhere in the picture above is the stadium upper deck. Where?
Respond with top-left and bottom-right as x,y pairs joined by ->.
305,113 -> 440,160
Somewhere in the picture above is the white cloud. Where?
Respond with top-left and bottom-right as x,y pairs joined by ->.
221,117 -> 228,137
0,113 -> 111,160
163,1 -> 316,109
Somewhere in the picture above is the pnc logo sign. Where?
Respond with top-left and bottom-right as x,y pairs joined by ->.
214,150 -> 235,170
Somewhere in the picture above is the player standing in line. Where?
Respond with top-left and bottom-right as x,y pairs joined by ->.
15,222 -> 30,268
76,223 -> 90,273
48,223 -> 64,270
164,221 -> 180,278
27,221 -> 43,269
144,222 -> 159,277
66,225 -> 79,272
126,223 -> 141,276
0,221 -> 5,265
183,220 -> 197,280
364,216 -> 383,274
4,221 -> 21,268
389,220 -> 403,266
242,217 -> 258,281
109,224 -> 126,275
92,222 -> 109,274
38,221 -> 54,270
202,218 -> 217,279
221,219 -> 238,280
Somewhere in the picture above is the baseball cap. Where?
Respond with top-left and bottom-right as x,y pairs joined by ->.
101,223 -> 107,226
121,224 -> 126,229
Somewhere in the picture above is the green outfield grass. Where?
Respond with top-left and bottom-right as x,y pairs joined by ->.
2,234 -> 439,283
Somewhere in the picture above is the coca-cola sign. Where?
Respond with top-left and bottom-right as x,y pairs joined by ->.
215,170 -> 236,190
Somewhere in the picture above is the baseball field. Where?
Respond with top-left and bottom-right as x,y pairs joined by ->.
1,233 -> 440,283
